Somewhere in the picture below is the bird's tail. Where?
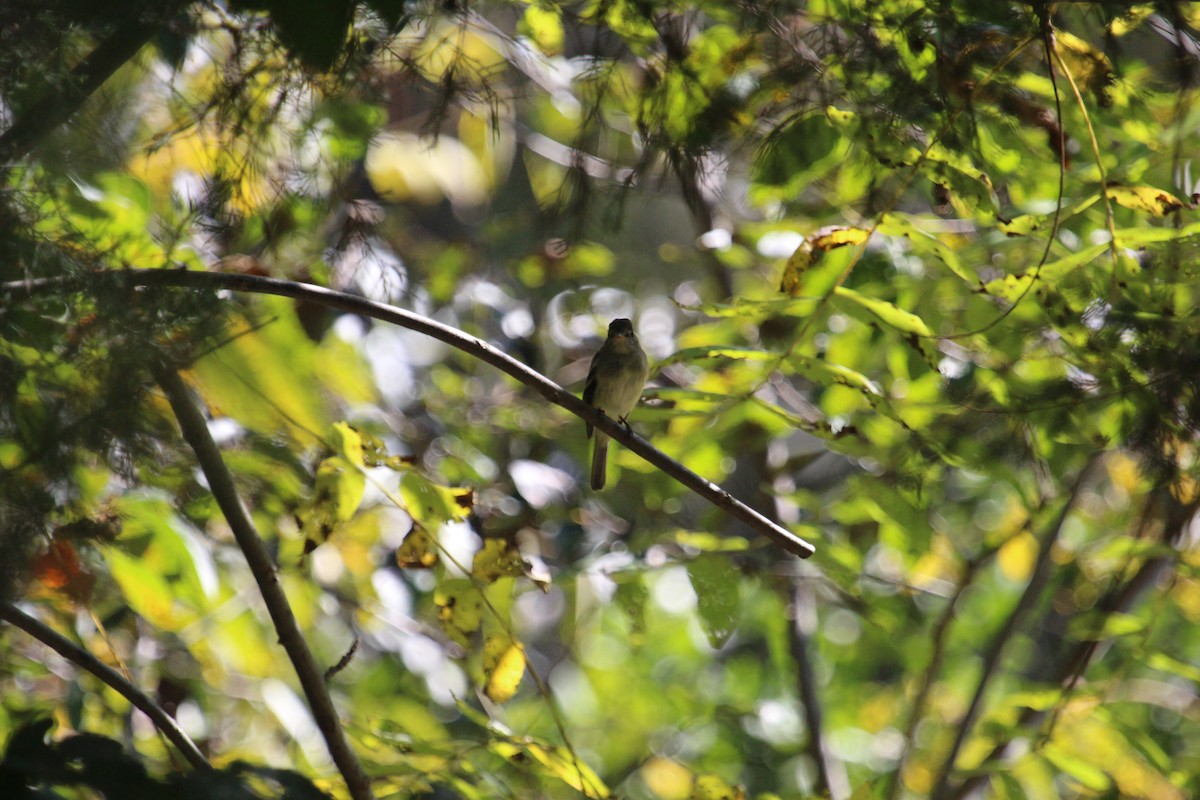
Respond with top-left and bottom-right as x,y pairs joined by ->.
590,434 -> 608,491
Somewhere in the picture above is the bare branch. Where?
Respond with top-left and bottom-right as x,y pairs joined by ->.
0,601 -> 211,772
3,269 -> 815,558
153,364 -> 376,800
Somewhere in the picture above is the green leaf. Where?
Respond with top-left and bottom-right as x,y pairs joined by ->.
1040,743 -> 1111,791
400,473 -> 473,527
663,346 -> 775,365
688,554 -> 741,648
833,286 -> 933,336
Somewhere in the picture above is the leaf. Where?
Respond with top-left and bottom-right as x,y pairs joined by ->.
107,549 -> 189,631
1041,742 -> 1112,791
663,346 -> 775,365
329,421 -> 365,465
687,554 -> 740,648
1106,183 -> 1188,216
471,537 -> 527,584
789,354 -> 882,396
396,526 -> 439,569
833,286 -> 933,336
691,773 -> 744,800
435,580 -> 484,645
400,473 -> 473,528
1067,611 -> 1148,641
877,213 -> 976,283
33,540 -> 94,602
482,634 -> 526,703
983,242 -> 1111,301
780,226 -> 869,296
520,742 -> 609,798
673,531 -> 750,552
753,112 -> 845,191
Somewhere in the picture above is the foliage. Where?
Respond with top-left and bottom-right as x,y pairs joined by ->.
3,1 -> 1200,799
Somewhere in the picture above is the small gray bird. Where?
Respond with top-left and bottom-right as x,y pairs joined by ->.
583,318 -> 650,490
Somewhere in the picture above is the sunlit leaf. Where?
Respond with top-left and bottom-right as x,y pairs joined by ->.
780,226 -> 869,296
1040,742 -> 1112,791
482,634 -> 526,703
400,473 -> 473,528
1106,183 -> 1189,216
833,286 -> 933,336
691,773 -> 743,800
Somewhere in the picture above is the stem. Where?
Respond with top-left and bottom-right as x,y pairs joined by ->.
0,602 -> 210,771
153,365 -> 376,800
3,269 -> 815,559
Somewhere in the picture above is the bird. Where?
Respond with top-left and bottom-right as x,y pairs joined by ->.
582,318 -> 650,490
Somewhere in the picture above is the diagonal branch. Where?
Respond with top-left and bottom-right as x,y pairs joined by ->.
0,13 -> 171,167
3,269 -> 815,558
153,364 -> 375,800
928,456 -> 1098,800
0,601 -> 210,771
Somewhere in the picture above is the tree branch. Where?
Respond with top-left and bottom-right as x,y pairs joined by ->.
153,364 -> 376,800
3,269 -> 815,558
0,15 -> 167,167
0,601 -> 211,772
928,457 -> 1098,800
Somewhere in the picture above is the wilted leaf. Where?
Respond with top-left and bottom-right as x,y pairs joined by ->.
396,526 -> 439,568
34,540 -> 94,602
435,580 -> 484,645
779,226 -> 869,296
1106,183 -> 1188,216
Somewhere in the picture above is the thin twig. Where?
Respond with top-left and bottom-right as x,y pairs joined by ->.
3,269 -> 815,559
0,602 -> 211,771
927,456 -> 1098,800
153,365 -> 376,800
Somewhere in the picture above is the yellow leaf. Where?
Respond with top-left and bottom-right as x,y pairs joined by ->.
641,757 -> 693,800
998,530 -> 1037,581
1106,183 -> 1188,216
329,421 -> 364,466
779,226 -> 869,296
691,773 -> 743,800
482,635 -> 526,703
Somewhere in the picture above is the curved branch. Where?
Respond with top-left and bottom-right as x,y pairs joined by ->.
0,601 -> 211,771
2,269 -> 815,558
153,365 -> 375,800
